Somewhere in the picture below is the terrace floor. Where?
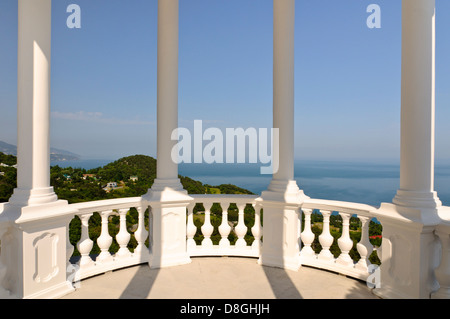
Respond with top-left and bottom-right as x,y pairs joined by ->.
61,257 -> 380,299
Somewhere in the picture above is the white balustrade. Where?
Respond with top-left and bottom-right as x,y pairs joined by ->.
2,193 -> 450,299
300,198 -> 382,281
68,197 -> 149,281
187,195 -> 259,257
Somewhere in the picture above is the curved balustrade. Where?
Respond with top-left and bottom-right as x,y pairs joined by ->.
187,194 -> 262,257
3,193 -> 447,299
299,199 -> 382,281
68,197 -> 149,281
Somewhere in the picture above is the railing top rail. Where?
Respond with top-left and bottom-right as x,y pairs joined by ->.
69,197 -> 142,215
190,194 -> 259,206
301,198 -> 378,218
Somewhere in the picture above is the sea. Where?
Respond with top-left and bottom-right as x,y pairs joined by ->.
50,159 -> 450,207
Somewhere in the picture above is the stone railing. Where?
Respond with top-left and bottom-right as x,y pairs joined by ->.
66,194 -> 262,283
187,194 -> 261,258
68,197 -> 149,281
299,198 -> 381,281
2,193 -> 450,299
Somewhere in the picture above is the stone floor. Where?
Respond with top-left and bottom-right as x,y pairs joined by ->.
61,257 -> 380,299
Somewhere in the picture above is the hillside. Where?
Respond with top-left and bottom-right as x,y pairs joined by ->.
1,153 -> 254,203
0,140 -> 80,161
50,154 -> 255,203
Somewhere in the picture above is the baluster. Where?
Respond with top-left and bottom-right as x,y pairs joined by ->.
134,206 -> 149,256
218,202 -> 231,249
96,210 -> 113,263
336,212 -> 354,267
201,202 -> 214,248
77,213 -> 94,267
318,210 -> 334,262
66,218 -> 75,267
234,203 -> 247,248
148,207 -> 153,255
355,216 -> 373,271
251,203 -> 262,252
300,208 -> 316,259
115,208 -> 131,258
186,202 -> 197,251
432,228 -> 450,299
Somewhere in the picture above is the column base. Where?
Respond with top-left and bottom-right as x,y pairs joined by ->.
393,189 -> 442,210
142,179 -> 193,269
8,187 -> 58,207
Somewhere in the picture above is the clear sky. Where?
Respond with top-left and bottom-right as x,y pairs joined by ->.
1,0 -> 450,163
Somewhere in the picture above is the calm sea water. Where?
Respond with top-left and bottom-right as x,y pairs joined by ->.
51,159 -> 450,207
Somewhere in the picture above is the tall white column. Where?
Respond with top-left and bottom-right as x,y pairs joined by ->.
142,0 -> 192,269
153,0 -> 183,190
259,0 -> 308,271
272,0 -> 294,183
9,0 -> 57,206
392,0 -> 441,209
375,0 -> 443,299
1,0 -> 77,299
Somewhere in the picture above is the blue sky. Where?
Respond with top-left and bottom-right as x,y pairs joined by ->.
1,0 -> 450,163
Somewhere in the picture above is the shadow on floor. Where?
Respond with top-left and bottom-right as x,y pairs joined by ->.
262,264 -> 303,299
119,264 -> 159,299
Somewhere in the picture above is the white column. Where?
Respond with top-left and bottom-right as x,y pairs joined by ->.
272,0 -> 294,183
392,0 -> 441,209
259,0 -> 308,271
375,0 -> 443,299
153,0 -> 183,191
10,0 -> 57,206
0,0 -> 82,299
142,0 -> 192,268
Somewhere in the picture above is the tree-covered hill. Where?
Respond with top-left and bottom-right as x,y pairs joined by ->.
1,153 -> 255,204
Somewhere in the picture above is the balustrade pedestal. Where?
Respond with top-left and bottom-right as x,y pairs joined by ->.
374,203 -> 442,299
259,181 -> 308,271
142,179 -> 193,268
1,200 -> 76,299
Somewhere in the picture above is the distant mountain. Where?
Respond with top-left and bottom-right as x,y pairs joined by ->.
0,140 -> 80,161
